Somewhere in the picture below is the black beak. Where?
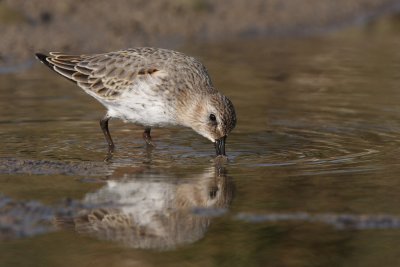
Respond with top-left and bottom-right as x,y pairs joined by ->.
215,136 -> 227,156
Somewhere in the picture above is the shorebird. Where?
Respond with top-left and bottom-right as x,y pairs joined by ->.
35,48 -> 236,160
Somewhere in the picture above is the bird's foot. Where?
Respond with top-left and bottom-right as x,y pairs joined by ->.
143,129 -> 156,147
103,152 -> 113,162
144,139 -> 156,148
103,145 -> 115,162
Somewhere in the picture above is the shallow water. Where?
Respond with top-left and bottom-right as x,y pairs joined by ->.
2,25 -> 400,266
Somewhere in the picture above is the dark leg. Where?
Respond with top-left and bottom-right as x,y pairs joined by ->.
143,127 -> 154,146
100,115 -> 115,161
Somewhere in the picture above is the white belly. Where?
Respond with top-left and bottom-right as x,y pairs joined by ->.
101,87 -> 175,127
79,70 -> 178,127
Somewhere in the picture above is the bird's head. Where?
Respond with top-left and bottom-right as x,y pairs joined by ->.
182,92 -> 236,156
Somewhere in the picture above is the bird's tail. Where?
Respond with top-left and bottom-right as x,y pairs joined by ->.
35,53 -> 54,70
35,52 -> 83,83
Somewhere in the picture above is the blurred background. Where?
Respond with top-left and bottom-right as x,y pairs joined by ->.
1,0 -> 400,66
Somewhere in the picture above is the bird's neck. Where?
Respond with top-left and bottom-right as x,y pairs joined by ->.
176,96 -> 205,129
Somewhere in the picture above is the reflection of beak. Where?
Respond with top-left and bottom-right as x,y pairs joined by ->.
215,136 -> 227,156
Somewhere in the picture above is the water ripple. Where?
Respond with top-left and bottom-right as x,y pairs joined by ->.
235,212 -> 400,230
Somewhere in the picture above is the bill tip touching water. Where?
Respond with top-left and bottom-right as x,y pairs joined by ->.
35,48 -> 236,160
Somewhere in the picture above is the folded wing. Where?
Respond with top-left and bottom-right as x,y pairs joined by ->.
36,50 -> 168,100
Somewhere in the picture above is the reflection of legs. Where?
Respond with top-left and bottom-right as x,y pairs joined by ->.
143,127 -> 154,146
100,115 -> 115,160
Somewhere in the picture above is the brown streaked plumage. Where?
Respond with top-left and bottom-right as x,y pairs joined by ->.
35,47 -> 236,160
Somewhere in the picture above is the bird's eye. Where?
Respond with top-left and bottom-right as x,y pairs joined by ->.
209,114 -> 216,122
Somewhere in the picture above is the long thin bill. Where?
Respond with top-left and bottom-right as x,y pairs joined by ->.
215,136 -> 227,156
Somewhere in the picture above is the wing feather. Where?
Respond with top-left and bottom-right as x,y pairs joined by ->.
53,66 -> 75,79
35,50 -> 168,100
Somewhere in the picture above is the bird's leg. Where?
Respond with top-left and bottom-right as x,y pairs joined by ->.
143,127 -> 155,146
100,115 -> 115,161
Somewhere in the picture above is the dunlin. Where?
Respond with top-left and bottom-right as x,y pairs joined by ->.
35,48 -> 236,159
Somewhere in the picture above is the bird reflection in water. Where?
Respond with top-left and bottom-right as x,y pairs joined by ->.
55,166 -> 234,250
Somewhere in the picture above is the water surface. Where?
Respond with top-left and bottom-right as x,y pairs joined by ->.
2,26 -> 400,266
